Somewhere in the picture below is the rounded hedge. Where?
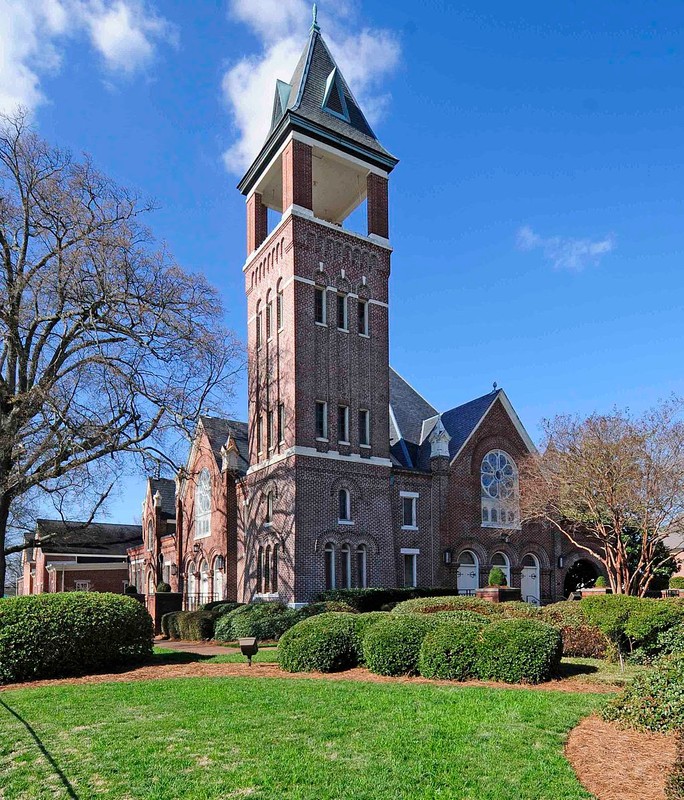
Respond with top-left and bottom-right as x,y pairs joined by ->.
477,618 -> 563,684
671,578 -> 684,590
296,601 -> 357,618
419,621 -> 483,681
0,592 -> 153,684
362,614 -> 436,676
350,612 -> 389,662
541,601 -> 607,658
279,613 -> 359,673
214,602 -> 299,642
393,596 -> 501,616
432,610 -> 491,627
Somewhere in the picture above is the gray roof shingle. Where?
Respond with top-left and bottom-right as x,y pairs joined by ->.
199,416 -> 249,475
389,368 -> 438,448
149,477 -> 176,519
35,519 -> 142,555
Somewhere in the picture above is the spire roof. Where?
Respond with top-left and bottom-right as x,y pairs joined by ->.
239,21 -> 397,193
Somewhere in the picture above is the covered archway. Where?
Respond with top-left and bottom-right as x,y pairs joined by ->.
564,559 -> 600,597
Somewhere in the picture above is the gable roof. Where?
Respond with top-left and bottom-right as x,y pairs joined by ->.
389,368 -> 438,448
35,519 -> 142,555
440,390 -> 502,461
199,416 -> 249,475
149,477 -> 176,519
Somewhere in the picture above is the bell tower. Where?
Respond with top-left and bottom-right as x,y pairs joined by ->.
237,10 -> 399,604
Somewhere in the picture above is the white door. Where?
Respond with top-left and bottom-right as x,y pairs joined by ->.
457,551 -> 479,595
521,554 -> 540,604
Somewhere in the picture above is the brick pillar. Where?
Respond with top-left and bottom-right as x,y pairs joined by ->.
367,173 -> 389,239
282,140 -> 313,212
247,192 -> 268,255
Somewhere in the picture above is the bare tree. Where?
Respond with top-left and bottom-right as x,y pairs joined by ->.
0,110 -> 242,594
520,400 -> 684,596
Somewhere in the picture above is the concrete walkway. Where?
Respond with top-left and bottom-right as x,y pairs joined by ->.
155,639 -> 239,657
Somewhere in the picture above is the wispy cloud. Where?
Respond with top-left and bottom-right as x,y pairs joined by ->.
0,1 -> 176,114
222,0 -> 401,175
517,225 -> 615,271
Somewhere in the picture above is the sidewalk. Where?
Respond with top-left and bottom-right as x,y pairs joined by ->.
155,639 -> 239,657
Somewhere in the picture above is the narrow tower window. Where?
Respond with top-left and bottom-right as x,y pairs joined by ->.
337,293 -> 348,330
315,401 -> 328,439
338,405 -> 349,443
358,299 -> 368,336
359,409 -> 370,447
315,287 -> 326,325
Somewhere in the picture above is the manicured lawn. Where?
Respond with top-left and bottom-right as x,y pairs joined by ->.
560,657 -> 650,687
153,646 -> 281,664
0,677 -> 602,800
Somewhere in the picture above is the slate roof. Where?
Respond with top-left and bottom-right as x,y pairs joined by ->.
440,391 -> 501,461
35,519 -> 142,556
389,368 -> 438,448
149,477 -> 176,519
199,416 -> 250,475
239,25 -> 398,193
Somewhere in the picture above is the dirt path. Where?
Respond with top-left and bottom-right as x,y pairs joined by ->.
566,715 -> 677,800
0,660 -> 620,694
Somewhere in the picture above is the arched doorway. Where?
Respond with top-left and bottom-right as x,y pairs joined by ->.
521,553 -> 540,605
491,552 -> 510,585
199,560 -> 210,605
564,559 -> 599,597
457,550 -> 479,595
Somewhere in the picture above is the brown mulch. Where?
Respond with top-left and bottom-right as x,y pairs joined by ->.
0,660 -> 620,694
566,715 -> 677,800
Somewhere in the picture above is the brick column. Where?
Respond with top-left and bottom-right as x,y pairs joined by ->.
247,192 -> 268,255
282,140 -> 313,212
367,173 -> 389,239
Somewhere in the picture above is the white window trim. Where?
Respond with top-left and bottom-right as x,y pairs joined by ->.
315,287 -> 327,326
359,408 -> 370,447
401,550 -> 418,588
338,488 -> 352,524
337,293 -> 348,331
338,404 -> 349,445
316,401 -> 328,440
400,492 -> 418,530
358,298 -> 369,337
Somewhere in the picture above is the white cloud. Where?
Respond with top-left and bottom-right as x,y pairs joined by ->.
0,0 -> 175,114
517,225 -> 615,271
222,0 -> 401,174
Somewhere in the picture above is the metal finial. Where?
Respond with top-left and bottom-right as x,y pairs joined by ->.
493,381 -> 498,391
311,3 -> 320,31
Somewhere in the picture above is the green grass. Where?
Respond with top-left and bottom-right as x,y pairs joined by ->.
559,656 -> 651,687
0,677 -> 602,800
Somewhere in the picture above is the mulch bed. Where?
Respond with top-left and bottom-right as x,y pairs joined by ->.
566,715 -> 677,800
0,660 -> 620,694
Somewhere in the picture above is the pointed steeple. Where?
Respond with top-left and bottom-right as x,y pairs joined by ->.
239,14 -> 397,194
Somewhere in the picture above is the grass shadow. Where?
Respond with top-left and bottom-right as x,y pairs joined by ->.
150,650 -> 215,666
557,662 -> 600,679
0,699 -> 80,799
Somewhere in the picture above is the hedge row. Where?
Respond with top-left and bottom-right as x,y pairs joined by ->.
279,611 -> 562,683
314,587 -> 454,612
0,593 -> 153,684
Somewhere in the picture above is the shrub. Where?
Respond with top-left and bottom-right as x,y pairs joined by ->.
214,602 -> 299,642
350,612 -> 388,662
161,611 -> 181,639
541,601 -> 608,658
625,602 -> 684,661
498,601 -> 543,619
595,576 -> 608,588
671,577 -> 684,590
432,610 -> 491,627
657,623 -> 684,657
279,613 -> 359,673
0,593 -> 153,684
175,610 -> 216,641
603,654 -> 684,733
362,614 -> 436,676
296,601 -> 357,618
393,596 -> 502,616
419,621 -> 484,681
477,619 -> 563,684
488,567 -> 507,587
156,582 -> 171,593
202,600 -> 243,613
314,587 -> 453,612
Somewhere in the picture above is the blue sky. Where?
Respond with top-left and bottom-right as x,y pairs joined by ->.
4,0 -> 684,523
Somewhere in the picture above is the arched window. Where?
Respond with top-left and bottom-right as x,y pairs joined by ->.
265,290 -> 273,341
256,546 -> 264,594
266,491 -> 274,524
146,520 -> 154,551
356,544 -> 367,588
147,570 -> 155,596
255,301 -> 262,349
264,545 -> 271,592
186,568 -> 196,610
481,450 -> 519,529
324,543 -> 336,589
195,468 -> 212,538
271,544 -> 279,593
213,556 -> 224,602
491,552 -> 510,585
276,280 -> 284,331
456,550 -> 479,595
340,544 -> 351,589
338,489 -> 351,522
521,553 -> 541,605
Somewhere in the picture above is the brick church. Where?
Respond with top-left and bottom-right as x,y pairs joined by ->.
127,19 -> 603,609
